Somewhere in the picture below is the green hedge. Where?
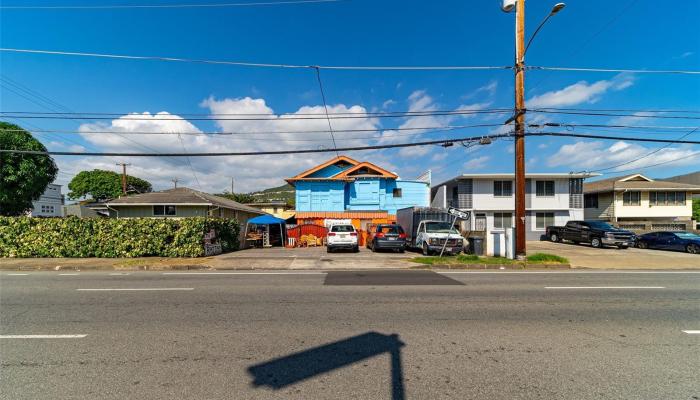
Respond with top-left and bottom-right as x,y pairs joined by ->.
0,216 -> 239,258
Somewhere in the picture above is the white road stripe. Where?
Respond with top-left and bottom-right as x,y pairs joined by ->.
682,330 -> 700,334
545,286 -> 665,289
76,288 -> 194,291
0,334 -> 87,339
6,273 -> 28,276
59,273 -> 80,276
109,273 -> 130,275
162,272 -> 326,275
438,271 -> 700,274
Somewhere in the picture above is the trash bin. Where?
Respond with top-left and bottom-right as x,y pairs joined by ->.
468,237 -> 484,255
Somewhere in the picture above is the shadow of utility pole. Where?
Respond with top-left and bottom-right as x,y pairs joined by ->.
248,331 -> 406,400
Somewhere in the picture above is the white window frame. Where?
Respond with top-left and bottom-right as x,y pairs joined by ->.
493,212 -> 513,230
535,180 -> 555,197
622,191 -> 641,206
535,212 -> 555,230
493,180 -> 513,197
153,205 -> 177,216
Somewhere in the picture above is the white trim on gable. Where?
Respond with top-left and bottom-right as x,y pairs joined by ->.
618,174 -> 653,182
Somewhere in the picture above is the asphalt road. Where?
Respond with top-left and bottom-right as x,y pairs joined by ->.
1,270 -> 699,400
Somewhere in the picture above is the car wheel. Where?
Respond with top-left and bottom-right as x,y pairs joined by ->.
591,237 -> 602,248
354,246 -> 359,253
422,243 -> 429,256
618,245 -> 628,249
687,244 -> 699,254
327,247 -> 333,253
549,233 -> 560,243
399,248 -> 405,253
572,241 -> 579,245
637,241 -> 648,249
371,241 -> 377,252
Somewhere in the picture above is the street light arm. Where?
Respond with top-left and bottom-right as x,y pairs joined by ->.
523,13 -> 553,60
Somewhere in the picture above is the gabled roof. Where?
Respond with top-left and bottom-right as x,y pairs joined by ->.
107,187 -> 266,214
584,174 -> 700,193
287,156 -> 360,182
334,162 -> 398,179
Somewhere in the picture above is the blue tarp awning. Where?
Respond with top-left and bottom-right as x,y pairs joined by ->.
248,214 -> 286,225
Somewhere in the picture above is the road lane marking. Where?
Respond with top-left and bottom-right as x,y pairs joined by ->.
682,330 -> 700,334
109,273 -> 130,275
545,286 -> 665,289
439,271 -> 700,274
0,334 -> 87,339
76,288 -> 194,291
59,273 -> 80,276
162,272 -> 326,275
6,273 -> 28,276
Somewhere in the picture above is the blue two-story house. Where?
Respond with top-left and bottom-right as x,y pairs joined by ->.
287,156 -> 430,227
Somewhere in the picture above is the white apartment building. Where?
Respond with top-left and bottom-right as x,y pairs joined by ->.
29,183 -> 64,217
431,173 -> 597,240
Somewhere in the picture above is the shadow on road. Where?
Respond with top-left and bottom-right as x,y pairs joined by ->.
247,331 -> 406,400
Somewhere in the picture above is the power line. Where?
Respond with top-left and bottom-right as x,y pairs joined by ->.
0,133 -> 515,157
313,67 -> 338,156
529,109 -> 700,120
588,127 -> 700,173
596,150 -> 700,175
527,66 -> 700,75
0,0 -> 342,9
0,109 -> 511,121
525,131 -> 700,144
0,48 -> 512,71
176,133 -> 203,191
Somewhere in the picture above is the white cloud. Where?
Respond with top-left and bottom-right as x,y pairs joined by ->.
382,99 -> 396,109
463,80 -> 498,99
527,74 -> 634,108
547,140 -> 699,171
463,155 -> 490,170
537,143 -> 548,149
431,152 -> 449,161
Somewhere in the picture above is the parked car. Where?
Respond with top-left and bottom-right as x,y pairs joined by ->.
635,231 -> 700,254
366,224 -> 407,253
397,207 -> 464,256
326,224 -> 359,253
546,220 -> 635,249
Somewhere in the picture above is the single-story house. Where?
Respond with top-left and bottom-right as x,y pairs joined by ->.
106,187 -> 267,248
244,201 -> 295,220
584,173 -> 700,231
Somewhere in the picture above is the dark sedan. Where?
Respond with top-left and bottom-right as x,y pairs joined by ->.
366,224 -> 407,252
635,231 -> 700,254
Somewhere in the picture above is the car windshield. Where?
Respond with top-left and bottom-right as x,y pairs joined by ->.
331,225 -> 355,233
674,232 -> 699,239
425,222 -> 459,234
585,221 -> 615,230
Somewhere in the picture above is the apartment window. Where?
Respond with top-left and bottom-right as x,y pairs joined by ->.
40,205 -> 55,213
493,213 -> 513,229
650,191 -> 686,205
536,180 -> 555,196
493,181 -> 513,197
536,212 -> 555,230
584,193 -> 598,208
153,205 -> 177,216
392,188 -> 402,198
622,191 -> 641,206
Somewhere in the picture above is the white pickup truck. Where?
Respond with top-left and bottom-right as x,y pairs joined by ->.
397,207 -> 465,256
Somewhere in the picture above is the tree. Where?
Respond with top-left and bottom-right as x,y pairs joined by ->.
0,122 -> 59,216
216,191 -> 255,204
693,198 -> 700,222
68,169 -> 152,201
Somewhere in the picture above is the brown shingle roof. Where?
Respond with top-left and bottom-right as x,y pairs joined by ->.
584,174 -> 700,193
107,187 -> 266,214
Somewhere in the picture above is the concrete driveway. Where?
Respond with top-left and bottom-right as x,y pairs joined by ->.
214,245 -> 415,269
529,240 -> 700,269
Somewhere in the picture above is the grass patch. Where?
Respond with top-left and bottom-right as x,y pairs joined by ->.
525,253 -> 569,264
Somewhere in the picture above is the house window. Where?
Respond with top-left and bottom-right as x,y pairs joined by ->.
392,188 -> 403,198
622,191 -> 640,206
584,193 -> 598,208
650,191 -> 686,205
493,213 -> 513,229
536,212 -> 555,230
536,180 -> 555,196
40,205 -> 55,213
153,205 -> 177,216
493,181 -> 513,197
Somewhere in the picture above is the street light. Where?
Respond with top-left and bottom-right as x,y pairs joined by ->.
500,0 -> 565,258
524,3 -> 566,58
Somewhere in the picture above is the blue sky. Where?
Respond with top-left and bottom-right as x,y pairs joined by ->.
1,0 -> 699,193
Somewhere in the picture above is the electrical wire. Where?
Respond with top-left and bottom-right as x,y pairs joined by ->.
313,67 -> 339,156
529,109 -> 700,120
526,66 -> 700,75
525,131 -> 700,144
0,0 -> 342,9
0,48 -> 512,71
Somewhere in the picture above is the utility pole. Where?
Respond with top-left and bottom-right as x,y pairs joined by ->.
116,163 -> 131,196
171,178 -> 179,189
513,0 -> 527,259
230,177 -> 234,194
